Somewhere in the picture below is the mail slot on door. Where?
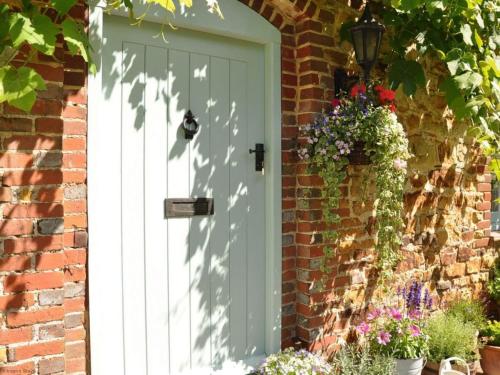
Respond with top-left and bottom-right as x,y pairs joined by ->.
165,198 -> 214,218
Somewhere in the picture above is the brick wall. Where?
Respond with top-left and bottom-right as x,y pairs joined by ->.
0,0 -> 497,372
0,2 -> 88,374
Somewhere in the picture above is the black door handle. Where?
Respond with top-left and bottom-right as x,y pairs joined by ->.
249,143 -> 265,172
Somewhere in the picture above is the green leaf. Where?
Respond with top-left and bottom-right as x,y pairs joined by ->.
0,66 -> 46,111
31,14 -> 58,55
400,0 -> 423,10
8,13 -> 38,48
447,59 -> 460,75
461,24 -> 473,45
440,77 -> 469,119
388,59 -> 426,96
339,20 -> 355,43
454,71 -> 483,90
474,29 -> 483,49
62,19 -> 91,62
146,0 -> 176,13
51,0 -> 77,15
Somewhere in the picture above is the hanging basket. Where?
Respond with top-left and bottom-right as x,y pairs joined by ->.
347,141 -> 372,165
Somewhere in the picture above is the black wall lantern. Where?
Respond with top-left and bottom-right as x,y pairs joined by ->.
182,110 -> 199,140
350,4 -> 385,83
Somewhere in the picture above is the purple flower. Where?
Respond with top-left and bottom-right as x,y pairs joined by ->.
356,322 -> 371,335
409,325 -> 421,337
377,331 -> 392,345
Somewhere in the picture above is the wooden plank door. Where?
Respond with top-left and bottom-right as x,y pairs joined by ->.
100,16 -> 267,374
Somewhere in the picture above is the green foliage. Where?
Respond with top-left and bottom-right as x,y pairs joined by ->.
480,320 -> 500,346
446,299 -> 488,330
332,344 -> 396,375
298,85 -> 411,275
0,0 -> 209,111
487,259 -> 500,302
344,0 -> 500,177
425,313 -> 479,362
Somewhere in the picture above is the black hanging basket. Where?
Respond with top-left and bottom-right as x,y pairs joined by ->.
347,142 -> 372,165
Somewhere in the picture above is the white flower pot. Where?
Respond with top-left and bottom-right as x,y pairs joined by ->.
395,358 -> 425,375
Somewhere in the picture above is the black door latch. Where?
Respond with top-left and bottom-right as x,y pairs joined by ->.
249,143 -> 265,173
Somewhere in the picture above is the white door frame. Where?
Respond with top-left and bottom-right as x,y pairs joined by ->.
87,1 -> 282,373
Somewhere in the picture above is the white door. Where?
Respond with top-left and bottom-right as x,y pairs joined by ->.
98,15 -> 267,374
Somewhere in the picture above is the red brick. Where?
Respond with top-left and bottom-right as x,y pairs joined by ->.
8,339 -> 64,361
64,200 -> 86,214
4,272 -> 64,292
63,170 -> 86,183
0,255 -> 31,272
3,203 -> 63,218
4,235 -> 63,254
0,187 -> 12,202
63,152 -> 86,168
37,188 -> 64,202
0,362 -> 35,375
63,137 -> 86,151
63,120 -> 86,135
0,117 -> 32,132
64,267 -> 86,282
2,170 -> 63,186
0,293 -> 34,310
36,252 -> 65,271
0,327 -> 32,344
0,152 -> 34,168
35,118 -> 64,133
64,214 -> 87,228
0,219 -> 33,236
477,182 -> 491,192
7,307 -> 64,327
3,135 -> 61,150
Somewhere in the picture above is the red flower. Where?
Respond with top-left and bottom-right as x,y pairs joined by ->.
389,103 -> 397,112
379,89 -> 396,103
350,83 -> 366,97
374,85 -> 385,93
331,98 -> 341,107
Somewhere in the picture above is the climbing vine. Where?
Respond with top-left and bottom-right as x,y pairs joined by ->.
298,84 -> 411,276
343,0 -> 500,175
0,0 -> 219,111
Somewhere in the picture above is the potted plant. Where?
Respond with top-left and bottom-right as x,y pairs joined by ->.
356,282 -> 431,375
257,347 -> 333,375
297,83 -> 411,274
479,320 -> 500,375
422,313 -> 479,375
487,260 -> 500,318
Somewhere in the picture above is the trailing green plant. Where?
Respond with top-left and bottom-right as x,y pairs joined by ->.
342,0 -> 500,177
487,259 -> 500,303
0,0 -> 219,111
480,320 -> 500,346
332,344 -> 396,375
425,312 -> 479,363
298,84 -> 411,275
446,298 -> 488,330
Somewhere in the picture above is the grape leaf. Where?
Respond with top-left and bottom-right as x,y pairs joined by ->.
388,59 -> 426,96
31,14 -> 58,55
461,24 -> 473,45
62,19 -> 91,62
51,0 -> 77,15
0,66 -> 46,111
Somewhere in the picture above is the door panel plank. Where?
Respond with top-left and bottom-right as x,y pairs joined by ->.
228,60 -> 248,359
121,41 -> 147,374
245,54 -> 267,356
144,45 -> 170,374
167,49 -> 192,373
188,53 -> 212,368
209,56 -> 231,368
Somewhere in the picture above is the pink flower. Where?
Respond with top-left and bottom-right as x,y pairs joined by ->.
331,98 -> 341,107
408,309 -> 422,320
393,158 -> 407,170
367,308 -> 382,321
389,308 -> 403,321
409,324 -> 421,337
356,322 -> 371,335
377,331 -> 392,345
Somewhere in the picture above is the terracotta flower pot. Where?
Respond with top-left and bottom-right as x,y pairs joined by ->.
480,345 -> 500,375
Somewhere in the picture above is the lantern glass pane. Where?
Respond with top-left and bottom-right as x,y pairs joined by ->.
352,30 -> 365,62
365,29 -> 379,62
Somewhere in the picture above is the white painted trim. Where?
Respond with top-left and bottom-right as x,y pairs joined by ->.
88,1 -> 282,374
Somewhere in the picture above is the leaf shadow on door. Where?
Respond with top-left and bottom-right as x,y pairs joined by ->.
97,19 -> 264,373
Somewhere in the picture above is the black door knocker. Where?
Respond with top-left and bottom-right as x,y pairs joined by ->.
182,110 -> 199,140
